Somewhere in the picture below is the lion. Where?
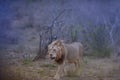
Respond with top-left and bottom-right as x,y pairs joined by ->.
48,40 -> 84,80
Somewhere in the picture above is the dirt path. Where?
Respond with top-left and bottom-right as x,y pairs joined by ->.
1,57 -> 120,80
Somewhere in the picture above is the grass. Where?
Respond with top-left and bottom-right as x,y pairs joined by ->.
41,63 -> 57,68
3,57 -> 120,80
22,58 -> 33,66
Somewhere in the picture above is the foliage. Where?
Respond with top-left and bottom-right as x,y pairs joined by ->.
41,64 -> 56,68
22,58 -> 33,65
3,0 -> 120,59
87,25 -> 112,57
71,27 -> 78,42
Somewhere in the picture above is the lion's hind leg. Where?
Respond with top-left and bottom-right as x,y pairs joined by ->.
73,59 -> 81,76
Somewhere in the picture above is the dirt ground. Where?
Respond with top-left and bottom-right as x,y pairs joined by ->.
1,57 -> 120,80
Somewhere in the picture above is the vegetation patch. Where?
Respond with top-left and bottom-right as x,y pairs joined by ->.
41,63 -> 57,69
22,58 -> 33,66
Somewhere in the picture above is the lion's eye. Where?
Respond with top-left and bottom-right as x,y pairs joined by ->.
53,49 -> 56,52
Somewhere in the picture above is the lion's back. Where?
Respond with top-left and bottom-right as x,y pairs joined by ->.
65,42 -> 83,61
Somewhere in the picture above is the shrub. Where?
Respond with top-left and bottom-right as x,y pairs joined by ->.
87,25 -> 112,58
22,58 -> 33,65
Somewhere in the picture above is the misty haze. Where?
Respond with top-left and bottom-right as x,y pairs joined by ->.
0,0 -> 120,80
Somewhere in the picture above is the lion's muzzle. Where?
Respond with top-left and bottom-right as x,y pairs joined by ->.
50,54 -> 56,60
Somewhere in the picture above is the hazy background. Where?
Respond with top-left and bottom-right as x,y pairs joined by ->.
1,0 -> 120,58
0,0 -> 120,80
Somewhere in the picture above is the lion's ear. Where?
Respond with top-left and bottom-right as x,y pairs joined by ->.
56,40 -> 62,46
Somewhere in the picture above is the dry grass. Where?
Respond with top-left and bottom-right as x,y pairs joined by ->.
2,57 -> 120,80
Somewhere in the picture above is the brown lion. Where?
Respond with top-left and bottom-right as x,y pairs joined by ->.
48,40 -> 84,80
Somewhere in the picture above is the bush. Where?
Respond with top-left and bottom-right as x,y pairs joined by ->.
22,58 -> 33,65
87,25 -> 112,58
71,27 -> 78,42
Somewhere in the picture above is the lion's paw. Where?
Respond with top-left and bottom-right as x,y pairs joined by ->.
54,75 -> 60,80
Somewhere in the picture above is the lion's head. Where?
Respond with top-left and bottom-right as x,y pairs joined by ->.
48,40 -> 65,64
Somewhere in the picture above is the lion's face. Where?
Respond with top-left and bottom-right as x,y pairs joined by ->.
48,40 -> 64,61
48,45 -> 60,60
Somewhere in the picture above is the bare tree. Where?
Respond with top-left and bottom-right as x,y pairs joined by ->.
33,10 -> 66,61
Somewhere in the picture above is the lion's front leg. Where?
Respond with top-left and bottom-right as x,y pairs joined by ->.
63,61 -> 67,76
54,64 -> 64,80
